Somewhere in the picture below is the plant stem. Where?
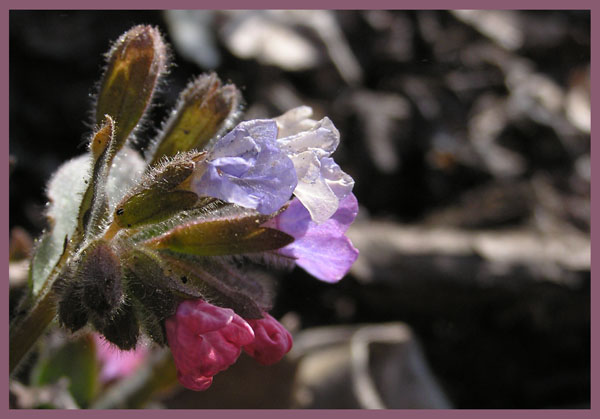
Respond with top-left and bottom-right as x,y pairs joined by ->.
9,288 -> 58,375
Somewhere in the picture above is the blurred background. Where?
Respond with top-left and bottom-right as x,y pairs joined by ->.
9,10 -> 590,409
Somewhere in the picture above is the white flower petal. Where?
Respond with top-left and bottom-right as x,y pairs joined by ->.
274,106 -> 315,137
289,151 -> 319,182
294,175 -> 339,224
273,107 -> 354,223
277,117 -> 339,156
321,157 -> 354,200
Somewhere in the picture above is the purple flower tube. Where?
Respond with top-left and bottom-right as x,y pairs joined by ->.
265,193 -> 359,283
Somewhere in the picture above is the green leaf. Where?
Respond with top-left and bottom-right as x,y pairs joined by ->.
30,144 -> 144,296
30,154 -> 91,295
143,213 -> 294,256
30,334 -> 99,408
28,231 -> 63,296
148,73 -> 241,165
45,155 -> 92,237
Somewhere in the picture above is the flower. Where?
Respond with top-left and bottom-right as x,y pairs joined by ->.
275,106 -> 355,223
265,193 -> 359,283
192,107 -> 354,225
243,313 -> 293,365
192,119 -> 297,215
93,333 -> 149,383
165,299 -> 255,391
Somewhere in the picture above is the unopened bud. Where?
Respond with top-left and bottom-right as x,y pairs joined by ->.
125,250 -> 180,320
93,299 -> 140,350
143,211 -> 294,257
79,241 -> 123,317
113,154 -> 203,229
149,73 -> 241,165
57,281 -> 89,333
95,25 -> 168,153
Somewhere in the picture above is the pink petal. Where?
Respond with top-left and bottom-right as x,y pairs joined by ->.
243,313 -> 293,365
177,373 -> 213,392
166,299 -> 255,391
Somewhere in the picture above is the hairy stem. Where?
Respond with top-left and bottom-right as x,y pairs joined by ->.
9,287 -> 58,375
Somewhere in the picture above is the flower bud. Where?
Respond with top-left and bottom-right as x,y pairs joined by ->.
149,73 -> 241,165
125,250 -> 180,320
57,281 -> 89,333
165,299 -> 255,391
112,153 -> 203,229
243,313 -> 293,365
143,209 -> 294,257
95,25 -> 168,153
79,241 -> 123,317
92,299 -> 140,350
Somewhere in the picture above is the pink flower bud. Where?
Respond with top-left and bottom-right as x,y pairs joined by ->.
243,313 -> 293,365
165,299 -> 255,391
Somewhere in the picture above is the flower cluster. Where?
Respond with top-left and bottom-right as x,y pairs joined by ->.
34,25 -> 358,392
165,105 -> 359,389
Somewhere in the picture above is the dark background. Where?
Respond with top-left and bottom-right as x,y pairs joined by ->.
9,10 -> 590,408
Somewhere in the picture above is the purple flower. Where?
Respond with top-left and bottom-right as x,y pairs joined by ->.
192,119 -> 297,215
265,193 -> 359,283
165,299 -> 255,391
243,313 -> 293,365
93,333 -> 149,383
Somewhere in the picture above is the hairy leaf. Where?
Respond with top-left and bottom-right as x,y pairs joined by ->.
143,214 -> 294,256
30,155 -> 91,295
